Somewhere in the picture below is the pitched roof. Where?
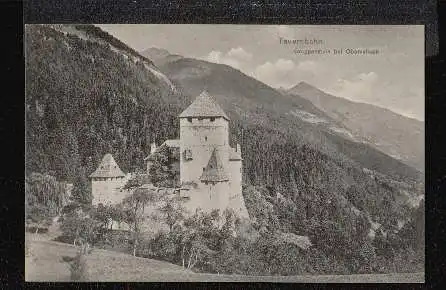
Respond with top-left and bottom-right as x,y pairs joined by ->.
179,90 -> 229,120
89,153 -> 126,178
200,148 -> 229,183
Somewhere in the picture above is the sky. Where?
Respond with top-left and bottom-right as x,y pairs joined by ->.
98,24 -> 424,121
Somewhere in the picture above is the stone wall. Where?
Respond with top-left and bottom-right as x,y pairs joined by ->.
228,159 -> 249,218
91,174 -> 131,206
184,181 -> 231,213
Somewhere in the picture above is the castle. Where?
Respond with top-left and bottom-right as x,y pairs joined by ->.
90,91 -> 249,218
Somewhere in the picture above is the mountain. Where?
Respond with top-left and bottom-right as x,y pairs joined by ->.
141,48 -> 422,183
25,24 -> 186,181
287,82 -> 425,172
140,47 -> 184,67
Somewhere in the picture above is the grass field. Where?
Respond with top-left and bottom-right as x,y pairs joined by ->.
25,235 -> 424,283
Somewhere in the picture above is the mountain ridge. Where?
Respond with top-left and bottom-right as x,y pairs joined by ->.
143,48 -> 422,182
289,81 -> 423,122
287,81 -> 424,172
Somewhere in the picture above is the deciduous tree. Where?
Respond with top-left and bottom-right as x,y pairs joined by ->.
121,178 -> 159,256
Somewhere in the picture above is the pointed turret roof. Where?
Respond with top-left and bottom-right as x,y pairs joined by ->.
200,148 -> 229,183
89,153 -> 125,178
179,90 -> 229,120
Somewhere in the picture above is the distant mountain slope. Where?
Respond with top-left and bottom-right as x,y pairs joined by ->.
287,82 -> 424,172
140,47 -> 184,67
146,49 -> 422,183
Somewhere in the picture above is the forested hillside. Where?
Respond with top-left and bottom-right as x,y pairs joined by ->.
25,25 -> 424,275
25,24 -> 185,182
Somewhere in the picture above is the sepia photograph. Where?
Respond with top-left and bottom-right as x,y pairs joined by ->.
24,24 -> 425,282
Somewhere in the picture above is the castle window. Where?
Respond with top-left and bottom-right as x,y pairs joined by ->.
210,117 -> 215,122
204,136 -> 207,141
187,117 -> 192,123
184,149 -> 193,160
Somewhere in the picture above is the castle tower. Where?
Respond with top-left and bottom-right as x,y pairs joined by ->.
89,153 -> 129,205
176,91 -> 249,217
179,91 -> 230,182
179,91 -> 233,213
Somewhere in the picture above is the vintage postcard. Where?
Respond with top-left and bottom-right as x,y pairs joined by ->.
25,24 -> 424,282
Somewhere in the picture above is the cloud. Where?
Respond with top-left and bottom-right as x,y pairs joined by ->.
251,58 -> 296,88
296,60 -> 326,76
207,50 -> 222,62
251,59 -> 329,89
204,47 -> 253,70
204,50 -> 328,89
227,47 -> 253,61
358,72 -> 378,83
331,72 -> 379,102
